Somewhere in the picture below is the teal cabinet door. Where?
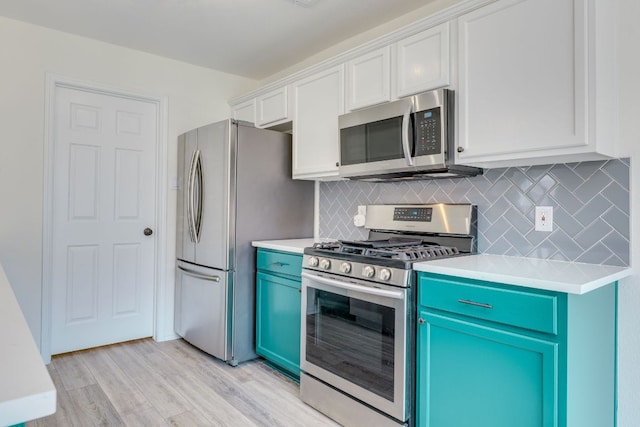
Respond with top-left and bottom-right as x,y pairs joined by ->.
255,271 -> 301,376
417,310 -> 558,427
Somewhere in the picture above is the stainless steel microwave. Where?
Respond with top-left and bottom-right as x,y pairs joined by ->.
338,88 -> 482,181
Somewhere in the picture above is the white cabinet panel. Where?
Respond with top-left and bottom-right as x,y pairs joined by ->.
292,65 -> 344,179
396,22 -> 450,98
456,0 -> 619,168
231,99 -> 255,124
256,86 -> 290,127
346,46 -> 391,111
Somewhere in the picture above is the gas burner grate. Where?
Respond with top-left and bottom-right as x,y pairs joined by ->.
311,240 -> 462,262
312,241 -> 341,250
364,245 -> 459,261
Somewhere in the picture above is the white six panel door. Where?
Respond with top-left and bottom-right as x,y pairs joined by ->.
51,86 -> 157,354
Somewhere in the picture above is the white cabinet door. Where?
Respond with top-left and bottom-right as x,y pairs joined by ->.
256,86 -> 290,127
292,65 -> 344,179
395,22 -> 450,98
455,0 -> 603,167
231,99 -> 255,124
346,46 -> 391,111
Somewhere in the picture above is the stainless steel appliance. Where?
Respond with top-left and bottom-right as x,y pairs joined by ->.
300,204 -> 477,426
338,89 -> 482,181
175,119 -> 314,366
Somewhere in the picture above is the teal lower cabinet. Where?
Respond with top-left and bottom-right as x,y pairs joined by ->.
418,310 -> 557,427
256,249 -> 303,379
416,272 -> 617,427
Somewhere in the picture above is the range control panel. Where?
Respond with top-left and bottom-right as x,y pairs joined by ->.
393,207 -> 433,222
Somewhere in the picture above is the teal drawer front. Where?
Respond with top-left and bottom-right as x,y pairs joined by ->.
257,249 -> 303,277
419,275 -> 558,335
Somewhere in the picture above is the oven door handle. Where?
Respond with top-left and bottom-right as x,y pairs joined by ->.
302,271 -> 405,300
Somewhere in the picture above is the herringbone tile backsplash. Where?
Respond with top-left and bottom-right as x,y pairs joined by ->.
319,159 -> 630,266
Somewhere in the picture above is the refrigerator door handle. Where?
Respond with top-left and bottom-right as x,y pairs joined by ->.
187,149 -> 196,242
194,150 -> 203,242
187,149 -> 200,243
177,265 -> 221,282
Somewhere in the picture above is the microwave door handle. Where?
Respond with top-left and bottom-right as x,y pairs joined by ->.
402,103 -> 415,166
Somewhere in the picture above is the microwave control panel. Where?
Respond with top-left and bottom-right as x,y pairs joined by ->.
414,107 -> 442,156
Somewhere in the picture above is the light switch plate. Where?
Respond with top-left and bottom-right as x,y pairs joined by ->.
535,206 -> 553,232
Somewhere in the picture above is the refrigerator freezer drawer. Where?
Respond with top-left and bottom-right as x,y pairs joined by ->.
175,261 -> 230,361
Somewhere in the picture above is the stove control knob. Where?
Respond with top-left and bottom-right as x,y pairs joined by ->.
308,257 -> 319,267
319,258 -> 331,270
362,265 -> 376,278
379,268 -> 392,281
339,262 -> 352,274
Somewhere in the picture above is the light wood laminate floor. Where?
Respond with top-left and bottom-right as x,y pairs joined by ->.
29,338 -> 339,426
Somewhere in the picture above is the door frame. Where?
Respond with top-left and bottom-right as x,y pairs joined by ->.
41,74 -> 169,362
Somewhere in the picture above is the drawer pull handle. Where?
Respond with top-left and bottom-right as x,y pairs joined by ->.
270,262 -> 290,267
458,299 -> 493,309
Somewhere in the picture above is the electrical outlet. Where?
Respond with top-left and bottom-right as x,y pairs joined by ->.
535,206 -> 553,232
354,205 -> 367,227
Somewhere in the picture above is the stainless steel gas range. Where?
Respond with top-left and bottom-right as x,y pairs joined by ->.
300,204 -> 477,427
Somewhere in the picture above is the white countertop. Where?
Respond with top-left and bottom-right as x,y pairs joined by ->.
413,254 -> 633,295
0,264 -> 56,426
252,238 -> 334,254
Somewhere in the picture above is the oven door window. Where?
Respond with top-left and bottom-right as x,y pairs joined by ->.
305,287 -> 396,401
340,116 -> 411,165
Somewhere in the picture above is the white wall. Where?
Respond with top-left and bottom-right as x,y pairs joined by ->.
616,0 -> 640,425
0,16 -> 258,349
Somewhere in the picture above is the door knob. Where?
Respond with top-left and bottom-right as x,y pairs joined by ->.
144,227 -> 153,236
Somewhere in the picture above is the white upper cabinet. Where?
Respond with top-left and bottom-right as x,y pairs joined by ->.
292,65 -> 344,180
228,0 -> 624,177
456,0 -> 621,168
345,46 -> 391,111
256,86 -> 290,127
395,22 -> 451,98
231,99 -> 255,124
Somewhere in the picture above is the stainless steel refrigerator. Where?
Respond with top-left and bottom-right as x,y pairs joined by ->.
175,119 -> 314,365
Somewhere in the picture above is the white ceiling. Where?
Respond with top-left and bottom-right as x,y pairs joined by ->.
0,0 -> 435,80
